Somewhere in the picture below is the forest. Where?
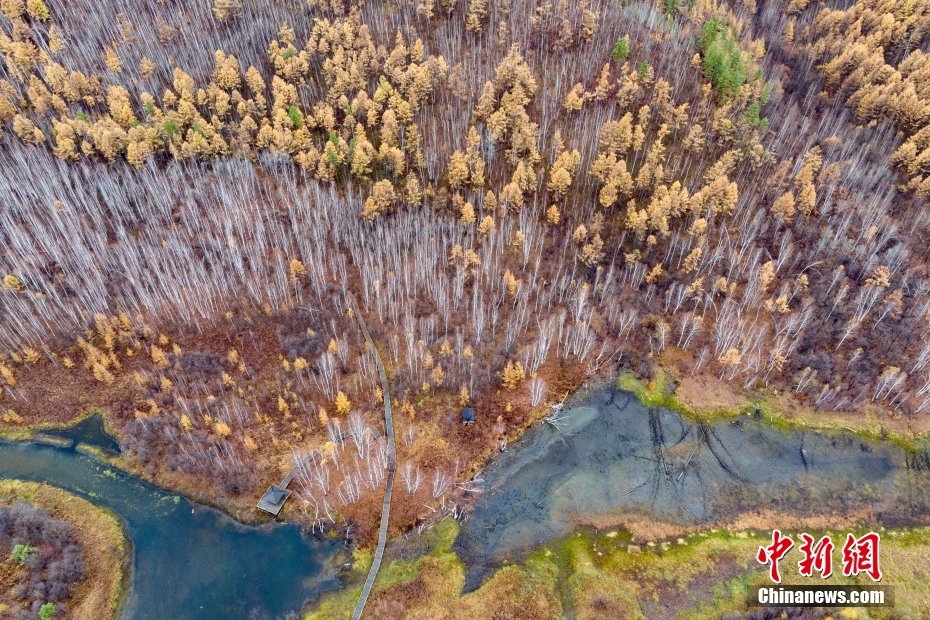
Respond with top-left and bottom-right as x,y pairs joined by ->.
2,0 -> 930,541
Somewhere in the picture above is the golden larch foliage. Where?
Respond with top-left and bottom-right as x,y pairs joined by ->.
335,391 -> 351,415
501,360 -> 525,389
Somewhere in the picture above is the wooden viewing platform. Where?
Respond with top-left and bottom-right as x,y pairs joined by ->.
256,484 -> 292,516
255,425 -> 383,516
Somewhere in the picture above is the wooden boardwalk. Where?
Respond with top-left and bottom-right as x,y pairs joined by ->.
349,294 -> 396,620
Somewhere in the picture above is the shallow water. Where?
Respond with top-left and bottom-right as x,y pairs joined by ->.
0,433 -> 343,620
40,413 -> 121,454
456,385 -> 930,589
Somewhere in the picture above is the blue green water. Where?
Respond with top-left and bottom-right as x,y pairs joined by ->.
0,436 -> 343,620
39,414 -> 121,454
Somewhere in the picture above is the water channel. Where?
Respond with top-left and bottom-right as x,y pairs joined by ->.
455,384 -> 930,589
0,420 -> 343,620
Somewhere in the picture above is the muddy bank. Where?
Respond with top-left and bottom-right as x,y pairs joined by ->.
455,385 -> 930,590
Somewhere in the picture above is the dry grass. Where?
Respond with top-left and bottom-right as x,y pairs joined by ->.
675,374 -> 745,413
0,480 -> 128,620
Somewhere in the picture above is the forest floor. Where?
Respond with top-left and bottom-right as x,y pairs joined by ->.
0,480 -> 129,620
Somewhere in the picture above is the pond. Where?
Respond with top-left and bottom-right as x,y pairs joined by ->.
0,421 -> 344,620
455,384 -> 930,590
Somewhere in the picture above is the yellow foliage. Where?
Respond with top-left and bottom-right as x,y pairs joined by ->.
21,347 -> 39,364
1,0 -> 24,19
546,205 -> 560,225
682,247 -> 702,274
460,201 -> 476,225
579,234 -> 604,267
865,266 -> 891,288
719,348 -> 742,367
335,391 -> 351,415
150,345 -> 168,368
760,261 -> 775,291
140,57 -> 156,79
362,180 -> 396,221
288,259 -> 307,283
645,263 -> 664,284
3,409 -> 24,424
212,0 -> 242,20
563,83 -> 586,111
503,270 -> 519,295
0,365 -> 15,387
501,360 -> 525,390
104,47 -> 122,73
92,362 -> 114,384
572,224 -> 587,243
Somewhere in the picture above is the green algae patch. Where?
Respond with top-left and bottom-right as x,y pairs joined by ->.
352,546 -> 374,574
618,371 -> 671,408
376,519 -> 461,590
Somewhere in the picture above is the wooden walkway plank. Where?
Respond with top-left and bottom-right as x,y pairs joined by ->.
348,294 -> 396,620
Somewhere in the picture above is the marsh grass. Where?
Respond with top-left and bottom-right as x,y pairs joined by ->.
309,521 -> 930,619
